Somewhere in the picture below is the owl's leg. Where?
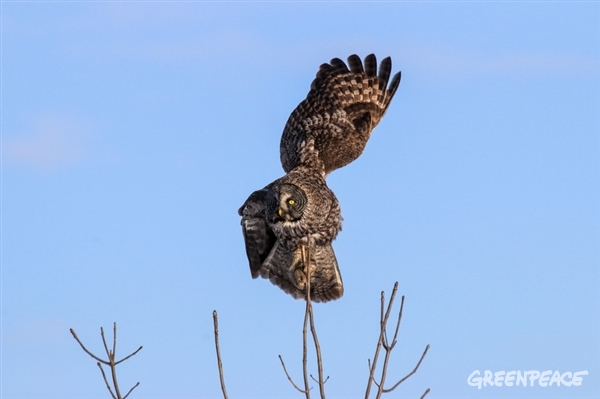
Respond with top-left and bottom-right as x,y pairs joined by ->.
300,243 -> 306,281
288,246 -> 303,287
300,244 -> 306,269
299,236 -> 313,301
289,248 -> 301,272
300,242 -> 310,300
300,242 -> 312,275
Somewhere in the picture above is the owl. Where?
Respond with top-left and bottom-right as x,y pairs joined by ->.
239,167 -> 343,302
240,54 -> 401,302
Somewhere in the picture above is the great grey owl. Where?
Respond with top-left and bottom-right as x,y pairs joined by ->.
239,54 -> 401,302
239,167 -> 343,302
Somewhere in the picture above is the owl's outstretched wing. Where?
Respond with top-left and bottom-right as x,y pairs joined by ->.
280,54 -> 401,175
238,187 -> 276,278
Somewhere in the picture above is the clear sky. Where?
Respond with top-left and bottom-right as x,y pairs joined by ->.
2,2 -> 598,399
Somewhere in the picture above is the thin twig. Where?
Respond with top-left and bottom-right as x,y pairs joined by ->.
70,329 -> 109,365
301,244 -> 311,399
109,324 -> 123,399
365,282 -> 398,399
375,344 -> 392,399
306,244 -> 326,399
381,284 -> 399,351
380,291 -> 384,330
212,310 -> 229,399
113,323 -> 118,361
310,374 -> 329,384
70,324 -> 142,399
382,344 -> 430,393
100,327 -> 110,359
115,346 -> 144,366
309,306 -> 326,399
376,295 -> 404,399
97,362 -> 117,399
365,283 -> 429,398
279,355 -> 306,393
365,312 -> 382,396
388,296 -> 405,350
278,243 -> 319,398
122,382 -> 140,399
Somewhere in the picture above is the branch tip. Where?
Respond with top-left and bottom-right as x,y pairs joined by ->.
212,310 -> 229,399
71,324 -> 141,399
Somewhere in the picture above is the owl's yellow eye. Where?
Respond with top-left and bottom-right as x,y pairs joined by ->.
287,199 -> 295,205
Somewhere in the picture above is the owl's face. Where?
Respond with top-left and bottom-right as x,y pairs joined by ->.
267,183 -> 307,223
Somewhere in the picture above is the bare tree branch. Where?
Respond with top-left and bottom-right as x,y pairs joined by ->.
310,374 -> 329,384
419,388 -> 431,399
382,344 -> 430,393
388,296 -> 405,350
304,243 -> 327,399
308,304 -> 326,399
97,362 -> 117,399
370,375 -> 381,389
115,346 -> 144,366
107,325 -> 123,399
122,382 -> 141,399
365,282 -> 398,398
280,239 -> 328,398
279,355 -> 306,393
212,310 -> 229,399
113,323 -> 118,360
364,283 -> 430,399
301,244 -> 312,399
376,297 -> 405,398
70,329 -> 109,365
100,327 -> 111,359
70,323 -> 141,399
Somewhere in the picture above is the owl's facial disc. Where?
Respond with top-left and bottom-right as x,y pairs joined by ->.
269,184 -> 306,223
278,195 -> 300,221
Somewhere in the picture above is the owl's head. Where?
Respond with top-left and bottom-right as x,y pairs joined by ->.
267,183 -> 307,223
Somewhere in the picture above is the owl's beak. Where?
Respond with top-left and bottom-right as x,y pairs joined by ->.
278,208 -> 284,218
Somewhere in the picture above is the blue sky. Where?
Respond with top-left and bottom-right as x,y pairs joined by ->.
2,2 -> 598,398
